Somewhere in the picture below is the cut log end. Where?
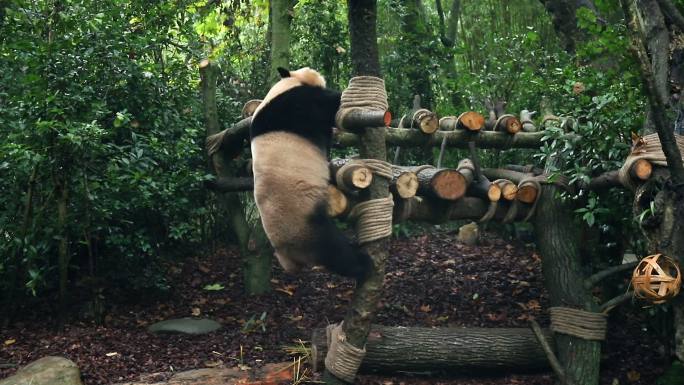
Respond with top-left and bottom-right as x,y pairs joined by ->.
350,166 -> 373,189
241,99 -> 262,118
432,170 -> 467,200
383,110 -> 392,127
395,172 -> 419,198
199,59 -> 210,68
504,117 -> 522,134
420,115 -> 439,134
494,180 -> 518,201
327,185 -> 348,217
630,158 -> 653,181
517,184 -> 538,204
488,183 -> 502,202
459,111 -> 485,131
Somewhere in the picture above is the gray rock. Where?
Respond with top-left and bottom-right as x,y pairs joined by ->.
0,356 -> 82,385
147,318 -> 221,335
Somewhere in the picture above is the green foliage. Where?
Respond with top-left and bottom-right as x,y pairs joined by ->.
0,0 -> 652,319
0,0 -> 210,309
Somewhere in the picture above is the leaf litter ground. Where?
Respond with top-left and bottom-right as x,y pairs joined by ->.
0,230 -> 664,384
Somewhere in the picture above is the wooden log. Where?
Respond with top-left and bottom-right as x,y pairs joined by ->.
520,110 -> 537,132
482,168 -> 531,184
630,158 -> 653,180
409,166 -> 468,201
456,158 -> 476,186
517,179 -> 539,204
241,99 -> 262,118
391,167 -> 418,199
493,179 -> 518,201
468,176 -> 501,201
495,115 -> 522,134
330,159 -> 373,192
334,128 -> 576,150
337,109 -> 391,132
505,164 -> 544,175
399,109 -> 439,134
393,196 -> 532,224
205,117 -> 252,158
327,185 -> 349,217
439,112 -> 485,132
311,325 -> 551,374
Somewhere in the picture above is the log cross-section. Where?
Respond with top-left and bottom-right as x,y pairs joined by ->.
408,166 -> 469,200
391,167 -> 419,199
440,112 -> 486,132
330,158 -> 373,193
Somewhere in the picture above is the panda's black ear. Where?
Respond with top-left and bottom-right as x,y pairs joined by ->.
277,67 -> 291,78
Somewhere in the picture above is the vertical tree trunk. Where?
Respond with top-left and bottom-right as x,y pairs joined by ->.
200,61 -> 271,295
533,113 -> 601,383
533,186 -> 601,385
55,174 -> 70,326
269,0 -> 292,84
323,1 -> 388,383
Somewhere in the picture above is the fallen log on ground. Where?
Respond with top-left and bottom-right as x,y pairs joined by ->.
311,325 -> 551,374
391,167 -> 419,198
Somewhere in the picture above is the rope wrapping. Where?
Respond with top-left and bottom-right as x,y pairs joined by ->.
619,133 -> 684,189
349,195 -> 394,244
549,307 -> 607,341
324,323 -> 366,383
335,76 -> 389,130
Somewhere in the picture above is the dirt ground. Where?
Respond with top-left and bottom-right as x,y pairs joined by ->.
0,230 -> 667,384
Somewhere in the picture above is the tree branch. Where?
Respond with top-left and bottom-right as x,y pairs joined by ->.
621,0 -> 684,187
584,262 -> 638,289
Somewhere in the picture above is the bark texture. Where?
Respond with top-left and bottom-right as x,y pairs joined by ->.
312,326 -> 551,374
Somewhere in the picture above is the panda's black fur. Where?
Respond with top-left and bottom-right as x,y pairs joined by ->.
250,67 -> 372,280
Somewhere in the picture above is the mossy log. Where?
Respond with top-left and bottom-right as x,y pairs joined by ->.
334,128 -> 570,150
311,326 -> 551,374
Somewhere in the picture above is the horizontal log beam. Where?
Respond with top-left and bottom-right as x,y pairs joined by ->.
334,128 -> 575,150
393,196 -> 533,224
311,325 -> 551,374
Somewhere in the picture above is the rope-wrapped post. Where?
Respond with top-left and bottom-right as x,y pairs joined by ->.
323,74 -> 393,384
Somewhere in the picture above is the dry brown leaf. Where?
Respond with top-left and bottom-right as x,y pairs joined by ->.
4,339 -> 16,346
419,304 -> 432,313
191,307 -> 201,316
627,370 -> 640,382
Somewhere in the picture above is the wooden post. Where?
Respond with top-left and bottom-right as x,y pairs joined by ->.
322,1 -> 388,383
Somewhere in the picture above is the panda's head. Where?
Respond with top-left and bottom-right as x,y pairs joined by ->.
253,67 -> 327,118
277,66 -> 326,88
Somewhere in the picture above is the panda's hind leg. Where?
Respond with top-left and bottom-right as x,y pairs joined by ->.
309,202 -> 373,280
274,251 -> 305,273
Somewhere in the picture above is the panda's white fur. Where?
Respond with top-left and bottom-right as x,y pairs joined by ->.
250,67 -> 371,279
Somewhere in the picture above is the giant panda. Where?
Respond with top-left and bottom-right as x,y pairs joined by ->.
250,67 -> 372,280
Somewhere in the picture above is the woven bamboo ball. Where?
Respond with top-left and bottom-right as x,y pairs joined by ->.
631,254 -> 681,304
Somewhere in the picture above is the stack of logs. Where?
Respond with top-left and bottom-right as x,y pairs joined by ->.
207,100 -> 656,223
